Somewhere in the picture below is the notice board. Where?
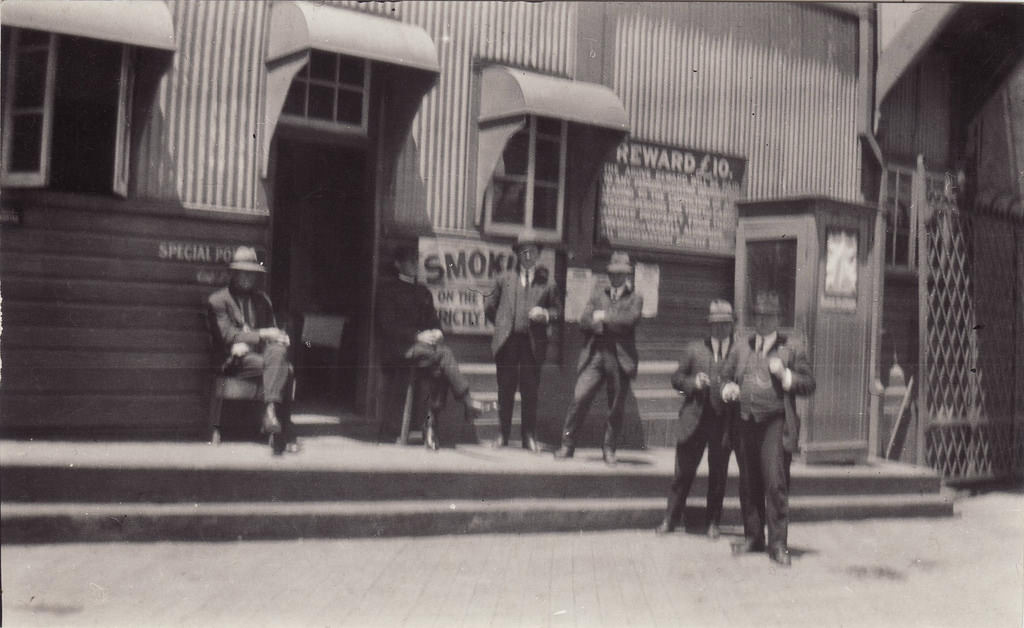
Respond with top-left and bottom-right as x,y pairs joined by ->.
598,139 -> 747,256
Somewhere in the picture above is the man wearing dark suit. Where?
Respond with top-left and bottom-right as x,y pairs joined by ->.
484,229 -> 562,452
207,246 -> 297,453
720,290 -> 815,567
657,299 -> 738,537
376,245 -> 489,450
554,252 -> 643,466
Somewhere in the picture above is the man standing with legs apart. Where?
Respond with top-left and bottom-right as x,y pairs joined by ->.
485,230 -> 562,452
554,252 -> 642,466
657,299 -> 738,537
720,290 -> 815,567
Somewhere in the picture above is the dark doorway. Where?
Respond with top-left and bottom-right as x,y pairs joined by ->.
271,138 -> 372,413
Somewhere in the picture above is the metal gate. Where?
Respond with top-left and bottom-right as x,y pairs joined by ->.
917,160 -> 1024,481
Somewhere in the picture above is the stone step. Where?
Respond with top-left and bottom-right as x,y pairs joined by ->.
462,361 -> 678,392
0,493 -> 955,543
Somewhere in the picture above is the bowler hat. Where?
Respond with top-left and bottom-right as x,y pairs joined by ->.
707,299 -> 734,323
606,251 -> 634,274
753,291 -> 782,315
513,228 -> 543,250
228,246 -> 265,273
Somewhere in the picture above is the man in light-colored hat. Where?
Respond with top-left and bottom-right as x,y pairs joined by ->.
719,289 -> 815,567
207,246 -> 296,454
484,228 -> 562,452
554,251 -> 643,466
656,299 -> 738,538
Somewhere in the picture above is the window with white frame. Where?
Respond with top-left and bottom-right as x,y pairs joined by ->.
1,28 -> 134,196
280,50 -> 370,134
485,116 -> 567,239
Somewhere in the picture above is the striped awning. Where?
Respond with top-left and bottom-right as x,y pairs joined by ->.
1,0 -> 176,51
266,1 -> 439,73
478,66 -> 630,132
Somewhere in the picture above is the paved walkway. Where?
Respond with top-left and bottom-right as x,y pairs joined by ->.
3,491 -> 1021,627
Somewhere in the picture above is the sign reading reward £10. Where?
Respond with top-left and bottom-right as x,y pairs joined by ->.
418,237 -> 555,335
599,139 -> 746,256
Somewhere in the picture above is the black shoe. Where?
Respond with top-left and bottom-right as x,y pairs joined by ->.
731,538 -> 766,555
769,545 -> 792,567
602,447 -> 617,467
491,434 -> 509,448
553,446 -> 574,460
424,425 -> 439,451
655,520 -> 676,535
706,523 -> 721,541
522,434 -> 541,453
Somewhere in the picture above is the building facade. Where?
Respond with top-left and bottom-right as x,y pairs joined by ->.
1,2 -> 874,449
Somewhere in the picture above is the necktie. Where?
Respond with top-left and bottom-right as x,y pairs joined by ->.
756,336 -> 763,357
715,342 -> 722,362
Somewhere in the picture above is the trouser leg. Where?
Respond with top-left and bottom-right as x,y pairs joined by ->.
379,366 -> 411,439
518,337 -> 540,439
260,343 -> 291,403
560,354 -> 604,449
705,415 -> 730,526
495,338 -> 521,440
409,342 -> 470,400
761,416 -> 789,549
666,427 -> 708,526
603,359 -> 628,450
737,419 -> 766,544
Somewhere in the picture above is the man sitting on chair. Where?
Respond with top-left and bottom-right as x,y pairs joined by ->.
377,244 -> 490,450
208,246 -> 296,452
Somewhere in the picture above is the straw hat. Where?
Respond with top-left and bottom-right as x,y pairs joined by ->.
228,246 -> 265,273
606,251 -> 634,274
707,299 -> 734,323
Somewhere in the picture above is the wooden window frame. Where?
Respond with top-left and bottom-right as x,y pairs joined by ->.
484,116 -> 567,242
278,53 -> 371,137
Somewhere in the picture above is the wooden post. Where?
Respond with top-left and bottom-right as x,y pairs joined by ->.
398,367 -> 417,445
915,154 -> 929,466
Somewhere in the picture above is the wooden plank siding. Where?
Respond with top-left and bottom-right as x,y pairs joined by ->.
0,194 -> 267,437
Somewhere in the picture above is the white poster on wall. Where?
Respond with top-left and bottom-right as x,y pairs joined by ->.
564,267 -> 595,323
634,262 -> 660,318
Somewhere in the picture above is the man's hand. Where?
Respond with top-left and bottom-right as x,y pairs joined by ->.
528,306 -> 549,323
592,310 -> 606,323
230,342 -> 250,358
721,382 -> 740,402
768,357 -> 785,376
694,372 -> 711,390
416,329 -> 444,345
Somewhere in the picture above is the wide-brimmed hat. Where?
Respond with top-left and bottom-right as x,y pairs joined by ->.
606,251 -> 633,274
228,246 -> 265,273
513,228 -> 543,251
753,290 -> 782,315
707,299 -> 734,323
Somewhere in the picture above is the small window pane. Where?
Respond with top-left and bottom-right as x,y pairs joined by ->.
309,50 -> 336,81
282,81 -> 305,116
491,179 -> 526,225
532,184 -> 558,230
9,113 -> 42,171
536,117 -> 561,137
535,138 -> 561,182
17,29 -> 50,47
336,90 -> 362,124
338,55 -> 364,86
499,132 -> 529,176
307,83 -> 334,120
14,50 -> 49,107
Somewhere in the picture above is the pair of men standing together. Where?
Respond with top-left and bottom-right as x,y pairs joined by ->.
658,293 -> 815,567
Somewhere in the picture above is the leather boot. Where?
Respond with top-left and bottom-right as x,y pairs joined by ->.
553,445 -> 574,460
602,446 -> 617,467
769,544 -> 792,567
522,434 -> 541,453
261,403 -> 282,435
654,520 -> 676,535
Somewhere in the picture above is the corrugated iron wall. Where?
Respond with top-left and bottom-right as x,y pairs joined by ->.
135,0 -> 269,214
352,1 -> 579,232
608,2 -> 860,202
878,51 -> 952,169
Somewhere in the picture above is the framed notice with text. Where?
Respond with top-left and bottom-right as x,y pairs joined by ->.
598,139 -> 746,256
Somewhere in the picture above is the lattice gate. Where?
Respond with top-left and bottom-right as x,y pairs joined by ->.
918,172 -> 1024,482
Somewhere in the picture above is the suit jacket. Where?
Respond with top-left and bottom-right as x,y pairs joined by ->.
207,286 -> 278,360
576,284 -> 643,379
484,265 -> 561,360
671,335 -> 736,444
720,332 -> 815,453
376,274 -> 441,367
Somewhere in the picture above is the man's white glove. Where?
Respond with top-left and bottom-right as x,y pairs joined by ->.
528,306 -> 549,323
694,372 -> 711,390
768,357 -> 785,376
592,310 -> 606,323
230,342 -> 250,358
721,382 -> 740,402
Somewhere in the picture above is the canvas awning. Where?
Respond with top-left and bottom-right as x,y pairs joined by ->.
876,4 -> 959,108
1,0 -> 176,51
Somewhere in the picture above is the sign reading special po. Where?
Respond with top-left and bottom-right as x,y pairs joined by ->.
417,237 -> 555,335
598,139 -> 747,256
